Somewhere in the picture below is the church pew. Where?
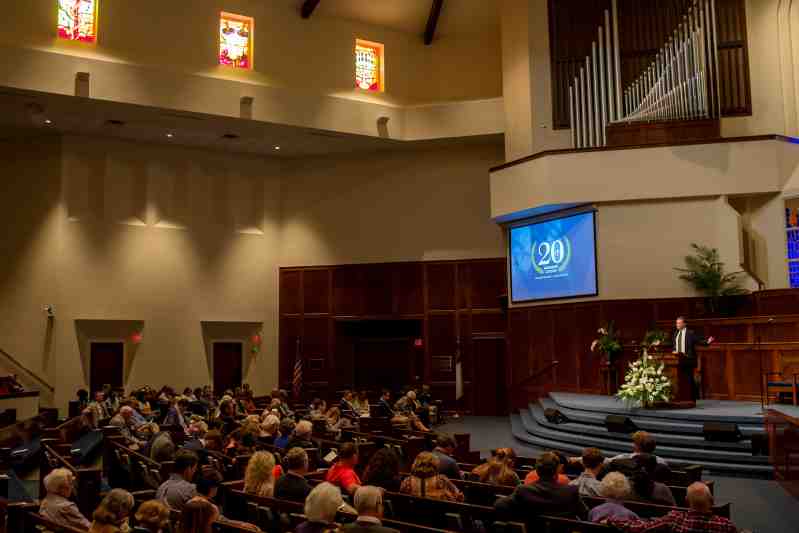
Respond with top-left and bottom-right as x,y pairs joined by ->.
340,429 -> 425,469
39,439 -> 102,518
104,436 -> 174,491
539,515 -> 615,533
222,486 -> 466,533
582,496 -> 730,519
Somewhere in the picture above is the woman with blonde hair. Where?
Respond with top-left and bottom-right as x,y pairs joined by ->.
472,448 -> 520,487
89,489 -> 134,533
134,500 -> 170,533
244,451 -> 277,497
400,452 -> 463,502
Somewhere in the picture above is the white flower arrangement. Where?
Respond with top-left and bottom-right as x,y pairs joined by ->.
616,330 -> 672,408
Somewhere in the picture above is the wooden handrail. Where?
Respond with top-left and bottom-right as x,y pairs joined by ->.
0,348 -> 54,393
513,360 -> 559,388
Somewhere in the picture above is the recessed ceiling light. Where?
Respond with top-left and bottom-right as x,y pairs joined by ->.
166,133 -> 174,138
273,145 -> 281,151
44,119 -> 53,125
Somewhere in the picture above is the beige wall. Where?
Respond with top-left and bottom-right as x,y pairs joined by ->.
280,143 -> 505,266
0,134 -> 283,412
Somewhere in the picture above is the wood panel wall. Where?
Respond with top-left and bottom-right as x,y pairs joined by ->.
549,0 -> 751,130
278,259 -> 508,415
280,257 -> 799,412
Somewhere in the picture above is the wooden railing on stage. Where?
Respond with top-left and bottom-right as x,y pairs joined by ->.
696,342 -> 799,402
765,408 -> 799,499
655,314 -> 799,345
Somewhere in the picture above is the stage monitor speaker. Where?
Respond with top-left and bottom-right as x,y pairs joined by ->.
544,408 -> 568,425
605,415 -> 637,434
703,421 -> 742,442
750,433 -> 768,456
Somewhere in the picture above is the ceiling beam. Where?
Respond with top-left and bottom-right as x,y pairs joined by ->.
423,0 -> 444,45
301,0 -> 321,19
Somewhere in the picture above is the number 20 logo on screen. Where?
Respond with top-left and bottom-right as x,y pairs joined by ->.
531,236 -> 572,275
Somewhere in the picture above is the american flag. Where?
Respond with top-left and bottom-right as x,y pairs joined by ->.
292,338 -> 302,399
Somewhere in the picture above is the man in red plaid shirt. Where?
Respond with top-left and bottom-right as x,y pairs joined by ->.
610,482 -> 738,533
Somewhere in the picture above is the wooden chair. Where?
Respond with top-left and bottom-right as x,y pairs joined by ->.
764,365 -> 799,406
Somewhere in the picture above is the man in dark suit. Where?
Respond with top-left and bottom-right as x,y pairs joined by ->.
374,390 -> 395,419
341,485 -> 399,533
495,452 -> 587,522
275,447 -> 312,502
672,316 -> 714,400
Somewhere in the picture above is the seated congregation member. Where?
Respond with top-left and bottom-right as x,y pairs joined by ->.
88,390 -> 111,421
184,420 -> 209,453
589,472 -> 639,523
89,489 -> 134,533
309,398 -> 327,419
352,391 -> 370,417
472,447 -> 520,487
524,451 -> 570,486
244,451 -> 277,497
156,449 -> 199,510
275,447 -> 313,502
39,468 -> 91,530
362,447 -> 402,493
394,390 -> 430,432
342,485 -> 399,533
610,482 -> 737,533
374,390 -> 394,419
326,442 -> 362,496
275,418 -> 295,449
287,420 -> 315,449
569,447 -> 604,497
76,389 -> 90,412
164,397 -> 190,434
103,386 -> 121,415
326,406 -> 353,433
400,451 -> 463,502
134,500 -> 170,533
610,431 -> 669,467
147,428 -> 176,463
340,390 -> 357,417
181,498 -> 219,533
110,405 -> 144,449
192,469 -> 261,531
431,434 -> 462,480
298,482 -> 354,533
626,454 -> 676,506
259,414 -> 281,444
495,452 -> 587,521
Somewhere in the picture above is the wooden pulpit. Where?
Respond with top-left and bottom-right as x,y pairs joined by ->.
651,349 -> 696,408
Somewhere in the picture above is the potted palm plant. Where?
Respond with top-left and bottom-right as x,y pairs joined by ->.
674,243 -> 747,316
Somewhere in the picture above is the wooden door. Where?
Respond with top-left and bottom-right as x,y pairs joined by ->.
354,338 -> 412,392
213,342 -> 243,394
473,336 -> 508,416
90,342 -> 124,394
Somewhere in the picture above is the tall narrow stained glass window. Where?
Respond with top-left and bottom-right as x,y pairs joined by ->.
355,39 -> 384,92
219,12 -> 254,70
58,0 -> 98,43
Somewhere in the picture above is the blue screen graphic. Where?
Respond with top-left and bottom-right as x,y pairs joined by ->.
509,211 -> 598,303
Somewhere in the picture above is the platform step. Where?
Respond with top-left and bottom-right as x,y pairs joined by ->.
511,411 -> 772,477
533,401 -> 753,452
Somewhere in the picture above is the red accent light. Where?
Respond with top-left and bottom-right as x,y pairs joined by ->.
251,334 -> 262,345
414,338 -> 423,347
130,332 -> 143,344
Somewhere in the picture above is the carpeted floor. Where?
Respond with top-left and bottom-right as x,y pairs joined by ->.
436,415 -> 798,533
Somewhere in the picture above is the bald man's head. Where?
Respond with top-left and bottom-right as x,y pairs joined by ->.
686,482 -> 713,512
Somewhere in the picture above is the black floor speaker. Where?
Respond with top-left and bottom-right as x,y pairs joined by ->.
544,408 -> 568,424
605,414 -> 637,434
703,421 -> 742,442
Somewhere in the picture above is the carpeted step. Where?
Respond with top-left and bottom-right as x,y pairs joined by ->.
532,401 -> 753,452
511,411 -> 772,477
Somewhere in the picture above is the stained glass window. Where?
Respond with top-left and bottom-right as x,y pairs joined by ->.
355,39 -> 384,92
58,0 -> 98,43
219,12 -> 254,70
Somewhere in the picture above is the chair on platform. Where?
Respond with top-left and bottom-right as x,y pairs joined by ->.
764,365 -> 799,406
